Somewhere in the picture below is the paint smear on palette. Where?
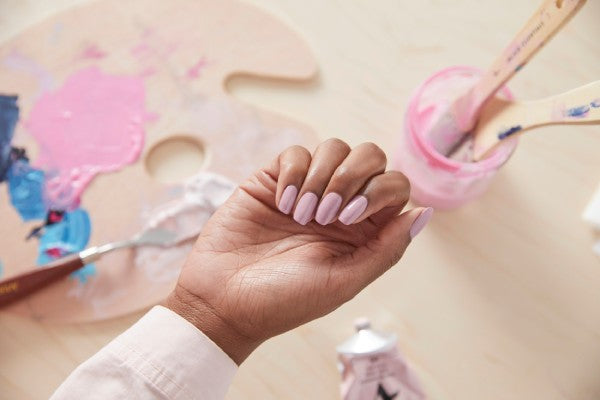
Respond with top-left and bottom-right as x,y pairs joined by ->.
3,51 -> 55,96
25,67 -> 153,209
7,157 -> 46,221
135,172 -> 235,283
186,57 -> 208,79
78,44 -> 107,61
1,95 -> 97,282
0,95 -> 19,182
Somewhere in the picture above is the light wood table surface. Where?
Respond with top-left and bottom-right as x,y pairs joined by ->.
1,1 -> 600,399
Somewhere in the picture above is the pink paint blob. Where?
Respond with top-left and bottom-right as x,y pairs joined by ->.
395,66 -> 518,209
79,44 -> 107,60
26,67 -> 152,208
186,57 -> 208,79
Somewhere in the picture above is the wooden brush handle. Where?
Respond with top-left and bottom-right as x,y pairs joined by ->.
0,254 -> 84,308
468,0 -> 587,117
540,80 -> 600,122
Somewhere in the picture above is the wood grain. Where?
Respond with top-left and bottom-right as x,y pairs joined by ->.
1,1 -> 600,399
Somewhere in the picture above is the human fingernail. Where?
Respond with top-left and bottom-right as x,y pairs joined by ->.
315,192 -> 342,225
410,207 -> 433,239
278,185 -> 298,214
338,195 -> 368,225
293,192 -> 318,225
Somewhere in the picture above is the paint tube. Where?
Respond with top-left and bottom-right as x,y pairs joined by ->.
337,318 -> 425,400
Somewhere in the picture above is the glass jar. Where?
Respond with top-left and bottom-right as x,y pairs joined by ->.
395,66 -> 518,209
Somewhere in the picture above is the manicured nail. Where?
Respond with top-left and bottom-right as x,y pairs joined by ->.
278,185 -> 298,214
338,195 -> 368,225
315,192 -> 342,225
410,207 -> 433,239
293,192 -> 318,225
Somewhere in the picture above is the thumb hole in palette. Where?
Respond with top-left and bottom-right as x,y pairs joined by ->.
145,135 -> 207,184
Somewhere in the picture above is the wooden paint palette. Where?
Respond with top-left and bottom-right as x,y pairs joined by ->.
0,0 -> 318,322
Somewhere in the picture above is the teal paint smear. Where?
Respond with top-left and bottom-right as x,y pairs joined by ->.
7,159 -> 47,221
37,208 -> 96,283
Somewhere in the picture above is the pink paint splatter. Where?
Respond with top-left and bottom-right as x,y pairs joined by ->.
186,57 -> 208,79
79,44 -> 107,61
26,67 -> 153,208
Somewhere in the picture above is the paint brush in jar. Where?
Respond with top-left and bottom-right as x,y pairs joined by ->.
472,80 -> 600,159
428,0 -> 587,157
0,228 -> 176,308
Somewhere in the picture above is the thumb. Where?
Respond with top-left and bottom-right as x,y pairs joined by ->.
343,207 -> 433,294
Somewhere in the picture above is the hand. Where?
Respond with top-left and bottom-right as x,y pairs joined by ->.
165,139 -> 432,364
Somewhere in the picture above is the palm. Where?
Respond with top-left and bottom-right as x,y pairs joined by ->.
178,171 -> 388,340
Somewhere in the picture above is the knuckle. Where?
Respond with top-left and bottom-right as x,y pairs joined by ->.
388,171 -> 411,203
281,162 -> 306,177
283,145 -> 310,159
358,142 -> 387,164
332,165 -> 356,182
320,137 -> 350,152
389,170 -> 410,191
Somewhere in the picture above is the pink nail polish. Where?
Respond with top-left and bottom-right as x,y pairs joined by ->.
409,207 -> 433,239
278,185 -> 298,214
293,192 -> 318,225
315,193 -> 342,225
338,195 -> 368,225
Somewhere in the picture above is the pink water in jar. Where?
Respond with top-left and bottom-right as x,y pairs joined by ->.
395,66 -> 518,209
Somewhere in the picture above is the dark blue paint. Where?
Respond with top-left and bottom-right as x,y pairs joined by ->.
565,105 -> 590,118
590,99 -> 600,108
497,125 -> 522,140
0,95 -> 19,182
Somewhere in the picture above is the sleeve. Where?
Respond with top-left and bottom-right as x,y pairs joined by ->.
50,306 -> 238,400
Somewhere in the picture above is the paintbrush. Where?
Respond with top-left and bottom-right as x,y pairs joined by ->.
0,228 -> 176,308
429,0 -> 587,156
472,81 -> 600,160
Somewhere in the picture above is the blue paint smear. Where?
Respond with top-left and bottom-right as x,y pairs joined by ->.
0,93 -> 96,284
37,208 -> 96,283
590,99 -> 600,108
0,95 -> 19,182
7,159 -> 47,221
565,105 -> 590,118
498,125 -> 522,140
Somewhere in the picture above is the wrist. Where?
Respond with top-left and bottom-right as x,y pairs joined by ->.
164,284 -> 261,365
